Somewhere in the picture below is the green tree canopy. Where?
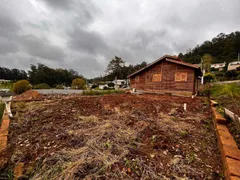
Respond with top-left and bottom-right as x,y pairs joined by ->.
180,31 -> 240,64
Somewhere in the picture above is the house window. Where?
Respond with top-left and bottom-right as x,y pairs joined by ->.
175,72 -> 188,82
135,76 -> 139,83
152,73 -> 162,82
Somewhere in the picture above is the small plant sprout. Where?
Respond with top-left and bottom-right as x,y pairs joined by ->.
104,140 -> 111,149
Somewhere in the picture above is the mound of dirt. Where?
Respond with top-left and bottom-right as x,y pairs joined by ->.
13,90 -> 44,101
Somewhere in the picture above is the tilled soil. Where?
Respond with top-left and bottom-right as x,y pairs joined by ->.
0,94 -> 223,179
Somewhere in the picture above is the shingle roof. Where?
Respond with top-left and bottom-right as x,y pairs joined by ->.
127,54 -> 201,78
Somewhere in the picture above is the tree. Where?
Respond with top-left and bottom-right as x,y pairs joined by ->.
178,53 -> 184,58
72,78 -> 85,89
204,73 -> 215,83
28,64 -> 83,87
106,56 -> 125,79
202,54 -> 213,73
180,31 -> 240,64
0,67 -> 27,81
102,56 -> 147,81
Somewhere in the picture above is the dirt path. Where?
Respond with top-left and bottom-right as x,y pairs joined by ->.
0,94 -> 223,179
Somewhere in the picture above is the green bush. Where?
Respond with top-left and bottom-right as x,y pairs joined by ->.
72,78 -> 85,89
33,83 -> 50,89
91,84 -> 98,89
13,80 -> 31,94
107,82 -> 115,88
237,75 -> 240,80
55,85 -> 64,89
204,73 -> 215,83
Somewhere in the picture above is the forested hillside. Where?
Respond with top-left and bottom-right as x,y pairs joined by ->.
179,31 -> 240,64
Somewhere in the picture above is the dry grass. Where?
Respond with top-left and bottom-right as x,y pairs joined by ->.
32,116 -> 138,179
2,94 -> 223,179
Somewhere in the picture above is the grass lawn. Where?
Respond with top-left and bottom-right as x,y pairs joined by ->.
0,82 -> 13,91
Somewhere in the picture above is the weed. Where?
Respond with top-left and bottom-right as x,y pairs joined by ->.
178,130 -> 188,137
202,118 -> 212,130
123,157 -> 141,175
171,117 -> 178,122
186,152 -> 196,164
216,105 -> 225,116
103,140 -> 112,149
211,83 -> 240,99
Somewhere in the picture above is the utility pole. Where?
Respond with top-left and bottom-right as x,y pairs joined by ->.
201,58 -> 205,84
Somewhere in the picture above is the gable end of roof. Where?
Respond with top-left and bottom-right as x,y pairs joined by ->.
127,55 -> 200,78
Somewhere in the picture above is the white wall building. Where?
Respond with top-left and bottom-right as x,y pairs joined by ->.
228,61 -> 240,71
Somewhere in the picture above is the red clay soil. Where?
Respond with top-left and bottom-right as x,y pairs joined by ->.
0,94 -> 223,179
12,90 -> 44,102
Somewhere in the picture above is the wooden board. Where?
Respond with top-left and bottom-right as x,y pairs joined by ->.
152,74 -> 161,82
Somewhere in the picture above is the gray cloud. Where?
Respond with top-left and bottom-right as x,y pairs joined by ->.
0,0 -> 239,78
0,37 -> 19,54
18,35 -> 65,61
41,0 -> 74,10
68,27 -> 108,54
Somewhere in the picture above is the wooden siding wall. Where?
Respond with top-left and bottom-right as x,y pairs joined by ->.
130,60 -> 196,93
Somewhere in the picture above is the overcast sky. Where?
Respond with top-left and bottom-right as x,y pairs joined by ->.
0,0 -> 239,78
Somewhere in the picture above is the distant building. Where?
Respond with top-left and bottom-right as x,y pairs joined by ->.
113,79 -> 127,86
228,61 -> 240,71
211,62 -> 226,71
0,79 -> 11,83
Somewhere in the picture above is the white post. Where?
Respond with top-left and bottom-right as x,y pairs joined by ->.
184,103 -> 187,111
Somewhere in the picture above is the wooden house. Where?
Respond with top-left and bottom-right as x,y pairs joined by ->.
127,55 -> 202,95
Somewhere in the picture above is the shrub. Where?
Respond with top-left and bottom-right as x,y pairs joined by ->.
103,86 -> 109,90
72,78 -> 85,89
198,83 -> 211,97
56,85 -> 64,89
107,82 -> 115,88
91,84 -> 98,89
33,83 -> 50,89
237,75 -> 240,80
13,80 -> 31,94
204,73 -> 215,83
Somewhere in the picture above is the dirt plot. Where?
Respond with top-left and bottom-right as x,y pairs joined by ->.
0,94 -> 223,179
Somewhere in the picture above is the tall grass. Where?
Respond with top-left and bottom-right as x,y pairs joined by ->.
82,89 -> 125,96
211,83 -> 240,99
